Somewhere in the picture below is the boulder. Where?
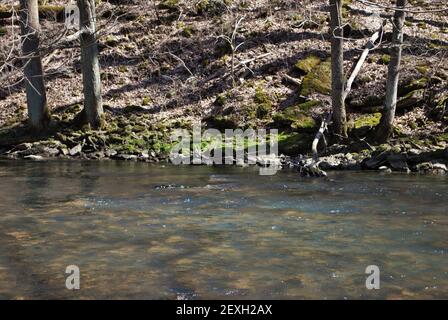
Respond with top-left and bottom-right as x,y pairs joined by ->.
69,144 -> 82,156
387,154 -> 409,172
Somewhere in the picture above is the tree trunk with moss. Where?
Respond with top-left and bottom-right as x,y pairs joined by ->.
329,0 -> 347,139
376,0 -> 406,143
77,0 -> 103,128
19,0 -> 50,131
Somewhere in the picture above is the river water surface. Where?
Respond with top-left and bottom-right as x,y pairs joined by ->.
0,160 -> 446,299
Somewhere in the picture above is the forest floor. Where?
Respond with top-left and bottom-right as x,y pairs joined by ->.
0,0 -> 447,174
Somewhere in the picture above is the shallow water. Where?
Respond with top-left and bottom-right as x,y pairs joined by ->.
0,160 -> 446,299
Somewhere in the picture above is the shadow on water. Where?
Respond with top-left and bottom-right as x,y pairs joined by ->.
0,160 -> 447,299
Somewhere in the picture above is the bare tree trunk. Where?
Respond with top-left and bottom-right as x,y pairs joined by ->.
19,0 -> 50,131
329,0 -> 347,139
376,0 -> 406,143
77,0 -> 103,128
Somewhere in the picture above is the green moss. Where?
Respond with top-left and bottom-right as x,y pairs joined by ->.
379,54 -> 391,65
300,60 -> 332,96
158,0 -> 180,12
436,133 -> 448,143
428,42 -> 448,50
253,87 -> 273,119
181,25 -> 195,38
397,89 -> 425,109
0,4 -> 64,19
196,0 -> 231,15
104,35 -> 119,46
142,96 -> 152,106
295,100 -> 322,112
294,55 -> 321,73
272,101 -> 320,132
214,94 -> 228,107
196,0 -> 210,13
417,21 -> 427,29
0,5 -> 11,19
354,113 -> 382,129
0,27 -> 6,37
254,87 -> 271,105
416,65 -> 430,75
278,132 -> 313,155
398,77 -> 428,96
291,116 -> 317,132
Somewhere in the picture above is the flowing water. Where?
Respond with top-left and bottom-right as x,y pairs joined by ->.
0,160 -> 446,299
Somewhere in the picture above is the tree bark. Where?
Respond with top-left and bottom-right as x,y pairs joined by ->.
376,0 -> 406,143
77,0 -> 104,128
19,0 -> 50,131
329,0 -> 347,139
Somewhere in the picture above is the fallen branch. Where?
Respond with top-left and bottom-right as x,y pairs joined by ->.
282,73 -> 302,86
343,23 -> 385,100
312,111 -> 332,159
237,52 -> 271,68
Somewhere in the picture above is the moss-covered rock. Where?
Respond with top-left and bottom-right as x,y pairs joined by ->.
291,116 -> 317,132
300,60 -> 332,96
272,100 -> 320,132
354,112 -> 382,129
428,92 -> 447,121
397,89 -> 425,110
398,77 -> 429,96
158,0 -> 180,12
278,132 -> 313,155
294,55 -> 321,73
349,95 -> 383,112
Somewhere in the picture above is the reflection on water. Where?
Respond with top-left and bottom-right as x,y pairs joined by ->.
0,160 -> 446,299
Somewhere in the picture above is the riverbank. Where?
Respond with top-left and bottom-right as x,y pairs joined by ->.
0,106 -> 446,176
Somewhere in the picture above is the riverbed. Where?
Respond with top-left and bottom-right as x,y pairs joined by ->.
0,160 -> 446,299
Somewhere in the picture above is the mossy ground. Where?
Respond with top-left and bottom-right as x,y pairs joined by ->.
294,55 -> 322,73
300,60 -> 332,96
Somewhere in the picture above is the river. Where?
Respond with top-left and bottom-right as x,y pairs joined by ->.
0,160 -> 446,299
